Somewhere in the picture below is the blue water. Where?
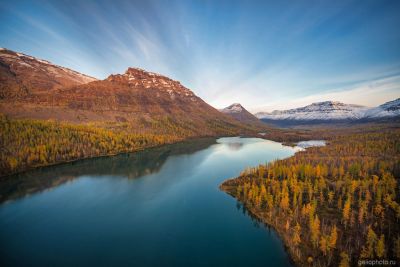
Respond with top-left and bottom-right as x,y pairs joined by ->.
0,137 -> 299,267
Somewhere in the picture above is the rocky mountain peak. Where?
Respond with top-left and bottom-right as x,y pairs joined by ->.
222,103 -> 244,113
103,67 -> 197,103
107,67 -> 174,84
219,103 -> 263,125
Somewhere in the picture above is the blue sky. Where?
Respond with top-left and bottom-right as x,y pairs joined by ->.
1,0 -> 400,111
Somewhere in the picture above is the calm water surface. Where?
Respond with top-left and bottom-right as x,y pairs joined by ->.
0,137 -> 300,267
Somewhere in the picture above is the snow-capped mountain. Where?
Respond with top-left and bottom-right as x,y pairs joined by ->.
365,98 -> 400,118
219,103 -> 263,125
255,99 -> 400,124
220,103 -> 245,113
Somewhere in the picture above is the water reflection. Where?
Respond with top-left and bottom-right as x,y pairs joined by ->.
226,142 -> 244,151
216,136 -> 255,151
0,138 -> 216,203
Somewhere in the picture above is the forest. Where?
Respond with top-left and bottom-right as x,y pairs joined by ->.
221,127 -> 400,266
0,115 -> 187,176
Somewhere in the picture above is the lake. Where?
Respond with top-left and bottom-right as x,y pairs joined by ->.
0,137 -> 300,267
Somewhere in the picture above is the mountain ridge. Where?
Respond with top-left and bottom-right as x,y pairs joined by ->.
255,99 -> 400,124
0,48 -> 97,99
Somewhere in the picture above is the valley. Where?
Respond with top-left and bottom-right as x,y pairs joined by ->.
0,49 -> 273,177
1,47 -> 399,267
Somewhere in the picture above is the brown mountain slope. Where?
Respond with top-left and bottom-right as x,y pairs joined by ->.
40,67 -> 250,136
0,48 -> 96,99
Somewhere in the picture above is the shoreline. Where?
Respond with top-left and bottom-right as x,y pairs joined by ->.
220,184 -> 300,267
219,141 -> 328,267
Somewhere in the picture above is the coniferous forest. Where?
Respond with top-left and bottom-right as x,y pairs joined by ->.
221,128 -> 400,266
0,115 -> 182,176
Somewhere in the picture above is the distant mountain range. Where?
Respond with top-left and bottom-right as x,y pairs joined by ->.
255,99 -> 400,126
0,48 -> 265,137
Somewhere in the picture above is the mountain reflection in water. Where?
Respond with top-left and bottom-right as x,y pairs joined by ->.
0,138 -> 216,203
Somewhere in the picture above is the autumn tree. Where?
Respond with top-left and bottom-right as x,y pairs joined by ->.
342,196 -> 351,228
339,252 -> 350,267
320,235 -> 328,256
292,222 -> 301,246
329,225 -> 337,250
361,226 -> 378,258
310,215 -> 320,248
376,234 -> 386,258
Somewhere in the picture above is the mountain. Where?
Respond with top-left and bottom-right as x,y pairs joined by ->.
256,101 -> 369,120
42,67 -> 246,134
379,98 -> 400,111
0,48 -> 96,99
364,98 -> 400,118
255,100 -> 400,126
0,49 -> 256,137
219,103 -> 263,125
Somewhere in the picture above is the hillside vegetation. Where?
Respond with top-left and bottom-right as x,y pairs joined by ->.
221,128 -> 400,266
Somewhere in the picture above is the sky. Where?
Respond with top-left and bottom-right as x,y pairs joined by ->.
1,0 -> 400,112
